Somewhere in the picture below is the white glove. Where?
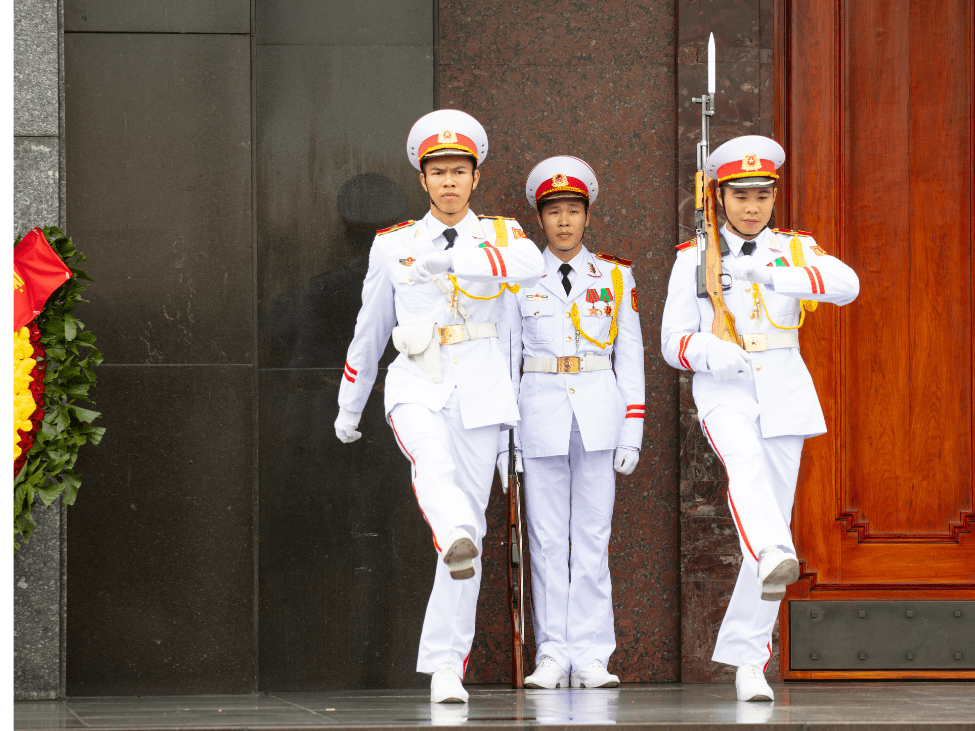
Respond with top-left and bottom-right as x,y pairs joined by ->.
706,339 -> 754,381
409,250 -> 454,284
724,256 -> 774,286
496,449 -> 523,491
334,407 -> 363,443
614,446 -> 640,475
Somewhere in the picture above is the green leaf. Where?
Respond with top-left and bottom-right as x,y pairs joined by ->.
36,483 -> 68,507
67,405 -> 100,424
64,318 -> 78,341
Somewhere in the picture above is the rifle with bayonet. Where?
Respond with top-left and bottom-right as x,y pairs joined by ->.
507,425 -> 525,688
693,33 -> 742,346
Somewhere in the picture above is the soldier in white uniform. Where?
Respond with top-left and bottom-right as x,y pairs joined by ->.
334,109 -> 544,704
660,135 -> 859,701
498,156 -> 645,690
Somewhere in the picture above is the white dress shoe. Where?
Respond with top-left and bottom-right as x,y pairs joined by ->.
570,660 -> 620,688
430,667 -> 469,704
443,528 -> 478,580
524,656 -> 569,689
736,663 -> 774,702
757,546 -> 799,600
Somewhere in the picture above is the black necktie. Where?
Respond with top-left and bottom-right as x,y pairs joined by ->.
559,263 -> 572,295
443,228 -> 458,249
741,240 -> 756,256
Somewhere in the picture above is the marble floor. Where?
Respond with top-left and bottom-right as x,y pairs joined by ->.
14,683 -> 975,730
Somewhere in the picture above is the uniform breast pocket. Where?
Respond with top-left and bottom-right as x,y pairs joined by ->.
395,273 -> 439,313
764,290 -> 799,325
520,299 -> 557,344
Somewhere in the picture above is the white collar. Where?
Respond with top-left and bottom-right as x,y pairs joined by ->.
544,245 -> 587,277
423,209 -> 477,247
720,224 -> 771,256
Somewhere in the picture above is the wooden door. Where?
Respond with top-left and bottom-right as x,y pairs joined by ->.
774,0 -> 975,679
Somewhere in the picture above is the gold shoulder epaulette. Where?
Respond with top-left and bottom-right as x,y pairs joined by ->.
376,220 -> 415,235
676,239 -> 697,251
595,252 -> 632,267
477,215 -> 517,221
772,228 -> 813,237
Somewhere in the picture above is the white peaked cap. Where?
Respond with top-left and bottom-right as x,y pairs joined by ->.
525,156 -> 599,209
705,135 -> 785,188
407,109 -> 489,170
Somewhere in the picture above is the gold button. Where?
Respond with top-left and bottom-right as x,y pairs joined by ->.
565,336 -> 572,342
565,312 -> 571,317
452,357 -> 458,364
755,365 -> 762,371
534,311 -> 539,316
569,388 -> 575,394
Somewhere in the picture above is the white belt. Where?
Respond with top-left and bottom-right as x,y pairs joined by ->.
524,353 -> 612,374
741,331 -> 799,352
438,321 -> 498,345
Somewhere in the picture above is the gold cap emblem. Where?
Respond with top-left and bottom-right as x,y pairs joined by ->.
552,172 -> 569,187
741,153 -> 762,172
438,129 -> 458,144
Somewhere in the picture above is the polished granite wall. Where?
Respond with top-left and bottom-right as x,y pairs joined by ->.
63,0 -> 255,696
676,0 -> 776,683
438,0 -> 681,684
57,0 -> 774,695
14,0 -> 64,701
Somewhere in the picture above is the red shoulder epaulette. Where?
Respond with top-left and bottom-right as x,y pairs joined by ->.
477,215 -> 516,220
376,220 -> 415,235
772,228 -> 813,237
676,239 -> 697,251
595,252 -> 632,267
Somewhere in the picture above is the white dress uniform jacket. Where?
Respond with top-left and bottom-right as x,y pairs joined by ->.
339,210 -> 544,428
660,225 -> 860,438
501,245 -> 645,457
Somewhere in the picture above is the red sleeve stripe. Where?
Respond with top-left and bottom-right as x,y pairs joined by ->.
803,266 -> 824,295
483,246 -> 499,277
343,364 -> 357,383
484,244 -> 507,276
345,361 -> 358,376
810,266 -> 825,294
627,405 -> 645,411
678,334 -> 693,370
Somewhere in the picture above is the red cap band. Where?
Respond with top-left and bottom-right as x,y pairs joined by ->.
535,174 -> 590,203
418,131 -> 479,162
716,154 -> 778,183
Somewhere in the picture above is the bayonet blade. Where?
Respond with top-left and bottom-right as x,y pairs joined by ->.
708,33 -> 716,93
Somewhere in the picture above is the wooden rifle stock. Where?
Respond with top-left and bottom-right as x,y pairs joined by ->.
506,431 -> 525,688
700,174 -> 742,345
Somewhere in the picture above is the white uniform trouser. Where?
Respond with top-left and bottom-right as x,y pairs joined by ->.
700,405 -> 805,668
387,391 -> 499,678
523,417 -> 616,673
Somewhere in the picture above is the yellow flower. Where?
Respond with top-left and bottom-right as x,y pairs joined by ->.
14,328 -> 38,461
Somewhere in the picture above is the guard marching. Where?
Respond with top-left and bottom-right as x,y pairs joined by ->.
661,135 -> 859,701
499,156 -> 645,689
335,109 -> 544,703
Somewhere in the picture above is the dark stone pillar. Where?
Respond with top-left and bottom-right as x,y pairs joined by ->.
676,0 -> 776,683
439,0 -> 681,683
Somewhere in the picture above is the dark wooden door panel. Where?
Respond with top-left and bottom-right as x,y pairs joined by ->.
775,0 -> 974,679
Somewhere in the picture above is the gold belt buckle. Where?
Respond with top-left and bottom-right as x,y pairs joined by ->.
742,333 -> 767,352
439,324 -> 465,345
557,356 -> 581,374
